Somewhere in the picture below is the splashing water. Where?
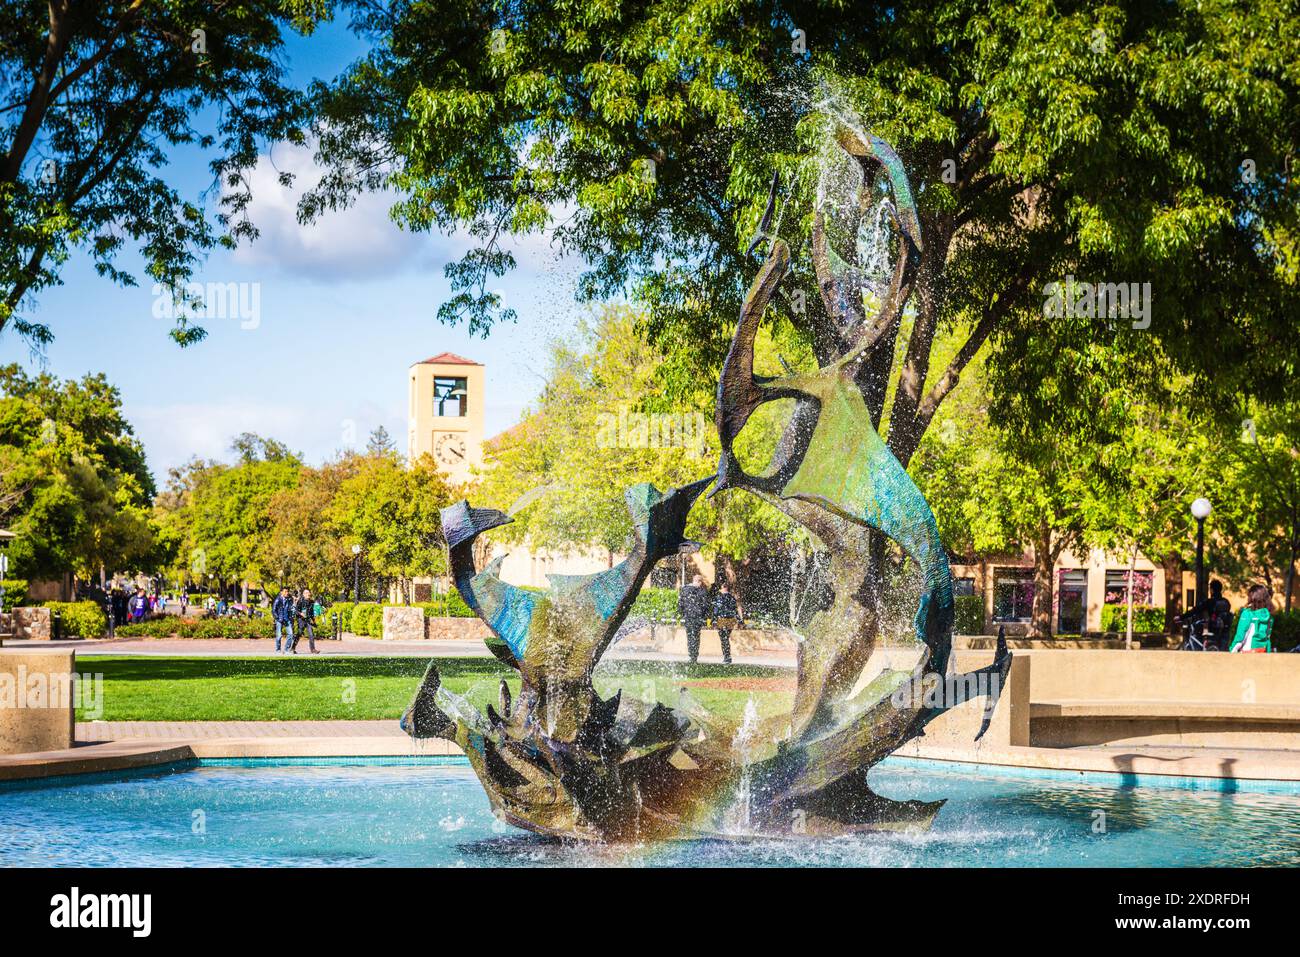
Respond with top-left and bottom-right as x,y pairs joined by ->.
726,697 -> 763,833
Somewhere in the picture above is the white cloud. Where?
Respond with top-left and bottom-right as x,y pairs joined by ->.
228,142 -> 582,283
229,142 -> 440,281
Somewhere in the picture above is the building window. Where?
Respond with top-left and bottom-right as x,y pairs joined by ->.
434,377 -> 467,417
1104,569 -> 1153,605
992,567 -> 1034,622
1058,569 -> 1088,634
953,577 -> 976,597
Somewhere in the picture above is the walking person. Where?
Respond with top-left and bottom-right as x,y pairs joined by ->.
1229,585 -> 1274,653
127,587 -> 149,623
678,574 -> 709,664
272,587 -> 295,654
712,581 -> 743,666
289,588 -> 319,655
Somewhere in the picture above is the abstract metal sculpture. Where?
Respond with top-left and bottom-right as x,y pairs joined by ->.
403,124 -> 1010,841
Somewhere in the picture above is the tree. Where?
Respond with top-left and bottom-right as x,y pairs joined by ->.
1,0 -> 329,345
0,362 -> 156,580
472,304 -> 803,577
1218,402 -> 1300,611
365,425 -> 396,456
329,452 -> 454,602
185,453 -> 302,589
310,0 -> 1299,472
257,453 -> 360,594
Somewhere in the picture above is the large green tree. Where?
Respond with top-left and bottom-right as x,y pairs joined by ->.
1217,402 -> 1300,610
0,362 -> 156,579
473,304 -> 807,579
328,450 -> 454,602
311,0 -> 1298,470
1,0 -> 329,345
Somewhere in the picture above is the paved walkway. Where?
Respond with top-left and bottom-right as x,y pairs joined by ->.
6,636 -> 796,667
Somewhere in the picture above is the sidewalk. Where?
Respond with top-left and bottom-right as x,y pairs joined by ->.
8,635 -> 796,667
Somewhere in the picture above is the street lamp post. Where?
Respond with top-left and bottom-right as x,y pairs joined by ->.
352,544 -> 362,602
1191,497 -> 1212,608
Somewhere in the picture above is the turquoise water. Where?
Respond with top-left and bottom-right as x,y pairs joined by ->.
2,759 -> 1298,867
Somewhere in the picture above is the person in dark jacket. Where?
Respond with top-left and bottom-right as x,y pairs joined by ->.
111,588 -> 128,626
712,581 -> 743,665
271,587 -> 294,653
678,574 -> 710,664
127,588 -> 149,623
1183,579 -> 1234,650
289,588 -> 318,654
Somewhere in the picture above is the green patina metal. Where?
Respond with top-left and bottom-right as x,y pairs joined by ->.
402,122 -> 1008,842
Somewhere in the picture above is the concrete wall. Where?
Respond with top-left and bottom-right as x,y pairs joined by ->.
0,649 -> 75,754
1025,649 -> 1300,704
1016,649 -> 1300,748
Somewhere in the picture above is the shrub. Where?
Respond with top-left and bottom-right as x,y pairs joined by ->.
1099,603 -> 1166,633
116,617 -> 269,639
1268,610 -> 1300,652
954,594 -> 985,635
444,590 -> 475,617
349,603 -> 382,637
45,601 -> 108,638
1,578 -> 29,611
630,586 -> 679,621
327,601 -> 356,632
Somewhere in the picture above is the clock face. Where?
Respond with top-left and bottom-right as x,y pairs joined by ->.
434,432 -> 467,466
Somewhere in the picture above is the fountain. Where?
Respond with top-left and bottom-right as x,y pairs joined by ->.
402,123 -> 1012,841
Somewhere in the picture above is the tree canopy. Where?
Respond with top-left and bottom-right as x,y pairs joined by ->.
1,0 -> 329,345
309,0 -> 1298,467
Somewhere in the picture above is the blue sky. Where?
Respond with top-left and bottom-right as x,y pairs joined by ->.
0,19 -> 586,484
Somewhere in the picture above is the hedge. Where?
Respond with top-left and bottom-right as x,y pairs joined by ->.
1099,603 -> 1166,633
328,601 -> 357,632
1270,611 -> 1300,652
116,617 -> 268,639
1,578 -> 29,611
44,601 -> 108,638
350,603 -> 383,637
954,594 -> 985,635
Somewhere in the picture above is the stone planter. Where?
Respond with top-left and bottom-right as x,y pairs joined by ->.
12,607 -> 52,641
381,606 -> 427,641
0,649 -> 76,753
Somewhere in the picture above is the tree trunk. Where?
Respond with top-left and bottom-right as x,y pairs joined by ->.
1031,531 -> 1054,639
1285,525 -> 1297,612
1161,552 -> 1184,633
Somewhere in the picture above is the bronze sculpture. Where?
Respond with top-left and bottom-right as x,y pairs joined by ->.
403,124 -> 1010,841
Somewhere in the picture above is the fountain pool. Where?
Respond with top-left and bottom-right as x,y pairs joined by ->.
3,758 -> 1297,867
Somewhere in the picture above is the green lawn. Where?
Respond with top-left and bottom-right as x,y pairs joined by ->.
75,656 -> 792,723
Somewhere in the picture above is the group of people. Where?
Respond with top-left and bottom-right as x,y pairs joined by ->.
1182,580 -> 1276,652
271,587 -> 319,655
677,575 -> 744,665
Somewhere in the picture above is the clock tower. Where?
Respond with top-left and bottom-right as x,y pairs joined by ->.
408,352 -> 484,484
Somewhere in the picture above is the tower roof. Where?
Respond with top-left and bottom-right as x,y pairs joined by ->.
414,352 -> 481,366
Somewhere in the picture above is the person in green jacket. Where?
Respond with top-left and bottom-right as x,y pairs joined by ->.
1230,584 -> 1273,653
